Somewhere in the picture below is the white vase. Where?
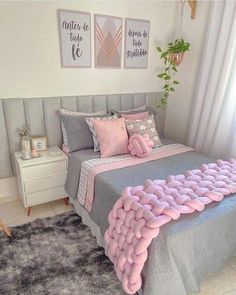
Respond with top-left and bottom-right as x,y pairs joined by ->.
21,137 -> 31,160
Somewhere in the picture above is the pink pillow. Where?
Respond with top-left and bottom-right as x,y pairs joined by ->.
92,118 -> 129,158
121,111 -> 149,120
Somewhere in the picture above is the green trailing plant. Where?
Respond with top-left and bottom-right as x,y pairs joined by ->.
156,38 -> 190,109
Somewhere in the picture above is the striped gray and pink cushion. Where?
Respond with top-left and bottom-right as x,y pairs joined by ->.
85,114 -> 118,152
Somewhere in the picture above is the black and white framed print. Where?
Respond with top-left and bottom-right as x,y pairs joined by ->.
124,18 -> 150,68
58,9 -> 91,68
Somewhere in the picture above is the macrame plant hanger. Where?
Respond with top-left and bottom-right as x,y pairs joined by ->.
171,0 -> 186,66
175,0 -> 185,40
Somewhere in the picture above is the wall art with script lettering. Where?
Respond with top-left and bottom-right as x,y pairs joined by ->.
95,14 -> 122,68
124,18 -> 150,68
58,9 -> 91,67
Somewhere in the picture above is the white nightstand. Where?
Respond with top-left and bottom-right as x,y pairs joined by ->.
14,147 -> 68,216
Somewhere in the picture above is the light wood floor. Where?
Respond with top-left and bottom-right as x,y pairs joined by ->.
0,198 -> 236,295
0,198 -> 73,227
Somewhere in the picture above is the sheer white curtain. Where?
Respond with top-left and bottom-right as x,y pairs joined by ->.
187,0 -> 236,159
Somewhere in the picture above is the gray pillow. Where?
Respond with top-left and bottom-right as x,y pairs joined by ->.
111,104 -> 147,117
59,109 -> 106,146
59,114 -> 94,152
59,112 -> 111,152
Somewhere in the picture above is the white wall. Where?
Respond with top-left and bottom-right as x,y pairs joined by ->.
0,178 -> 18,204
164,1 -> 212,143
0,0 -> 177,99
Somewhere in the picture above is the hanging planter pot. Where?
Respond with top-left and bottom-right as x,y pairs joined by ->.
154,0 -> 192,109
156,39 -> 190,109
169,52 -> 185,66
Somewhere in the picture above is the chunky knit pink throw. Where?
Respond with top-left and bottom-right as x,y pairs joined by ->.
104,159 -> 236,294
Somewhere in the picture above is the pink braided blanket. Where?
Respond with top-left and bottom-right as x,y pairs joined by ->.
104,159 -> 236,294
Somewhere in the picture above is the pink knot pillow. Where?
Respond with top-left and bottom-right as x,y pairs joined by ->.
128,134 -> 154,158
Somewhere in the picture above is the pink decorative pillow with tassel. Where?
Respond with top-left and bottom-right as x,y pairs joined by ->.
128,134 -> 154,158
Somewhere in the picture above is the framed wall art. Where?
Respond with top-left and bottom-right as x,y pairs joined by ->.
58,9 -> 91,67
31,137 -> 48,151
124,18 -> 150,68
94,14 -> 122,68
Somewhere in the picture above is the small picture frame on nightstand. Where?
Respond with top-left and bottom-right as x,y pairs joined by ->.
32,137 -> 47,151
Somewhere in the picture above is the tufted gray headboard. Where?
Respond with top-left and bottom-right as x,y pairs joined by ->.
0,92 -> 165,179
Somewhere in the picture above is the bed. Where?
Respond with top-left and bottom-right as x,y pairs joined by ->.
1,95 -> 235,295
65,140 -> 236,295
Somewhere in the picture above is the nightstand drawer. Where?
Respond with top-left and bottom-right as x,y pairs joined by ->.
22,161 -> 67,180
25,186 -> 66,206
24,173 -> 67,194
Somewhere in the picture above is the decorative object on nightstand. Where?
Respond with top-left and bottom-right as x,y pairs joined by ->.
31,148 -> 40,158
0,219 -> 11,237
31,136 -> 48,151
14,147 -> 68,216
17,125 -> 31,160
49,150 -> 62,157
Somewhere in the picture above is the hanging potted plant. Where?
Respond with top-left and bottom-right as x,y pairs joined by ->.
156,38 -> 190,109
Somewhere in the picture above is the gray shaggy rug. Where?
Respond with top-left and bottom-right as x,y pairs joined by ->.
0,211 -> 128,295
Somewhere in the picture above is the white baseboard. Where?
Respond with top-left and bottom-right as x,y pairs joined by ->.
0,177 -> 19,204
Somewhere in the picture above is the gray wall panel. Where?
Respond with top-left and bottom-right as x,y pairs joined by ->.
78,96 -> 93,112
147,92 -> 165,136
43,98 -> 62,147
61,96 -> 77,111
1,92 -> 163,179
107,95 -> 121,111
121,94 -> 134,110
24,98 -> 45,137
3,98 -> 26,174
134,93 -> 146,107
0,100 -> 13,178
93,95 -> 107,112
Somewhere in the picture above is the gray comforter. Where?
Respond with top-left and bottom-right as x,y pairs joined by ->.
65,144 -> 236,295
